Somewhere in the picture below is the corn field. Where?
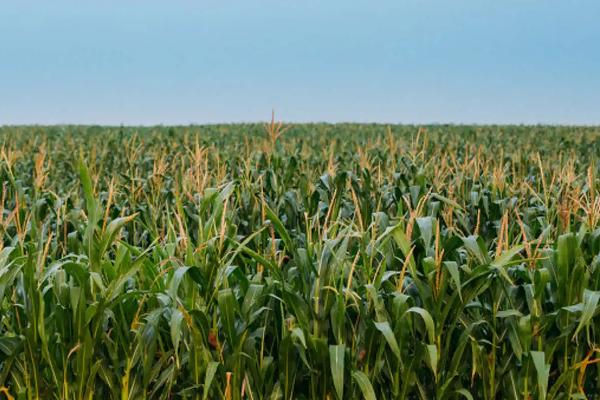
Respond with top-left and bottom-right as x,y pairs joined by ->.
2,124 -> 600,399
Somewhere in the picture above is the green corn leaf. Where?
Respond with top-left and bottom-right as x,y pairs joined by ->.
491,244 -> 524,269
218,288 -> 239,347
572,289 -> 600,339
416,216 -> 434,249
374,321 -> 401,360
426,344 -> 438,378
170,308 -> 184,358
444,261 -> 462,300
100,214 -> 136,256
329,344 -> 345,400
455,388 -> 474,400
352,371 -> 376,400
531,351 -> 550,400
431,193 -> 464,211
406,307 -> 436,344
462,235 -> 490,265
203,362 -> 220,400
0,335 -> 23,357
78,157 -> 98,221
265,203 -> 295,253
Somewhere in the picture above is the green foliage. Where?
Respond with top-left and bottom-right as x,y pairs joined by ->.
1,124 -> 600,398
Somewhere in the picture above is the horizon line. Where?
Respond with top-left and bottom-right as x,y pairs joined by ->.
2,121 -> 600,129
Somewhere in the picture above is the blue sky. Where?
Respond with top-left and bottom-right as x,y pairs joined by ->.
1,1 -> 599,125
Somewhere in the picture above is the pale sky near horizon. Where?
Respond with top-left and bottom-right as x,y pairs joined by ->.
1,1 -> 599,125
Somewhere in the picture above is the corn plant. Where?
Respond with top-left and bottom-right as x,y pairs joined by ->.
1,124 -> 600,399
